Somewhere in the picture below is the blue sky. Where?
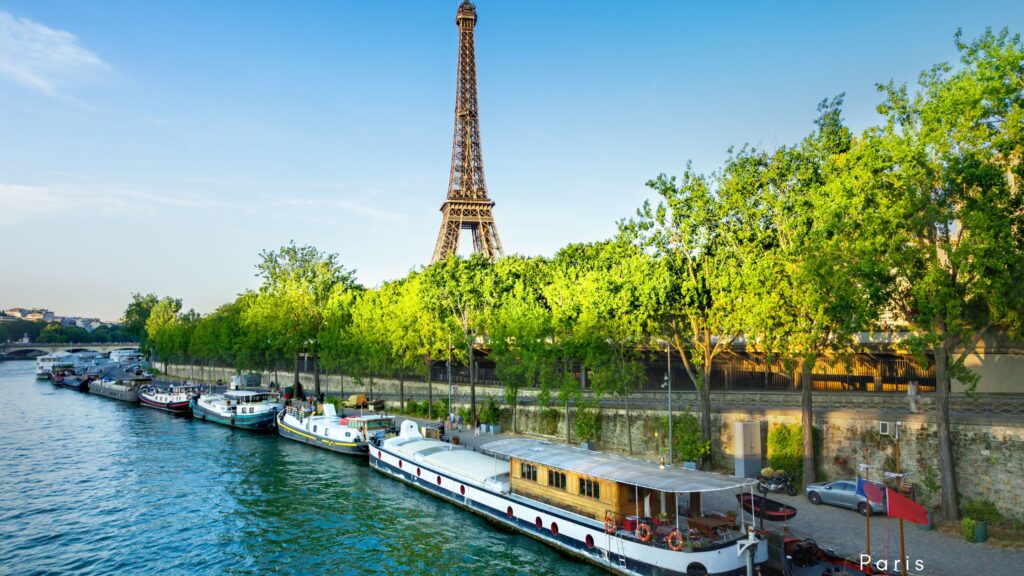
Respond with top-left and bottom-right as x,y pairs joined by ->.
1,0 -> 1022,321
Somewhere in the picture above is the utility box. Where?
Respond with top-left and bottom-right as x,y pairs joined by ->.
734,421 -> 762,479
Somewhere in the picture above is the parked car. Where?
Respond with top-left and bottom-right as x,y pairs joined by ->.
805,480 -> 886,515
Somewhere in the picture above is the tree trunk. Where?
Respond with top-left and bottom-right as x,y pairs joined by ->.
934,339 -> 960,520
313,348 -> 321,398
625,391 -> 633,455
369,375 -> 374,401
427,364 -> 433,420
293,353 -> 303,399
698,364 -> 713,467
399,370 -> 405,412
468,338 -> 477,421
801,357 -> 816,487
566,396 -> 571,444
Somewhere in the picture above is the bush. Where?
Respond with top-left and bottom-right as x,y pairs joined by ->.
766,423 -> 822,487
662,412 -> 711,463
962,499 -> 1002,524
325,396 -> 344,412
574,403 -> 602,443
540,408 -> 560,436
962,517 -> 979,542
479,396 -> 501,424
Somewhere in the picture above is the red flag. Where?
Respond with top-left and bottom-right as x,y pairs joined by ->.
863,480 -> 885,504
887,487 -> 928,525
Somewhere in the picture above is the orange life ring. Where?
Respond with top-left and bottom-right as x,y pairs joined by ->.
604,513 -> 616,534
666,529 -> 684,551
635,523 -> 652,543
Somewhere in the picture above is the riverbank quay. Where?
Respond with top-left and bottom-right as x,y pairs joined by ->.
156,365 -> 1024,523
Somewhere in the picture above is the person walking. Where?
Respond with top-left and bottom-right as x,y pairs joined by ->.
473,416 -> 480,437
457,414 -> 463,432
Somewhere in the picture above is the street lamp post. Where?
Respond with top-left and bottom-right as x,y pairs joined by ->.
663,342 -> 673,466
447,336 -> 453,428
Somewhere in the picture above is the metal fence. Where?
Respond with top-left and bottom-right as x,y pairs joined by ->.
424,351 -> 935,394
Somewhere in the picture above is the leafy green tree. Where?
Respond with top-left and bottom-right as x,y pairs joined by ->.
246,242 -> 359,397
627,167 -> 751,463
739,97 -> 895,485
144,296 -> 183,370
867,29 -> 1024,520
123,293 -> 160,349
420,253 -> 496,421
382,274 -> 448,416
489,255 -> 556,432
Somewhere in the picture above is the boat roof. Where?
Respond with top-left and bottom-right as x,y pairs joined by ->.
347,414 -> 394,421
482,438 -> 756,494
224,390 -> 269,399
389,438 -> 509,485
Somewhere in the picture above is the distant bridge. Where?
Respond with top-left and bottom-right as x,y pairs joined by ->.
0,342 -> 139,358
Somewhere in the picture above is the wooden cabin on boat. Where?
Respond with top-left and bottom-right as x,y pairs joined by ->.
488,438 -> 755,541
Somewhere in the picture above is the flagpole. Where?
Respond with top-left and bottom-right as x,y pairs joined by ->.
859,454 -> 877,560
896,426 -> 907,576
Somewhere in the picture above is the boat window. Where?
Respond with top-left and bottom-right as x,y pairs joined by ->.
520,463 -> 537,482
313,426 -> 317,433
547,470 -> 566,490
579,478 -> 601,500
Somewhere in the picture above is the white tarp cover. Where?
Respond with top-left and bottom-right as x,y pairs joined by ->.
482,438 -> 756,493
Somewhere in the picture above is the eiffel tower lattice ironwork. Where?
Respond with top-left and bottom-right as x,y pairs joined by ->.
431,0 -> 504,263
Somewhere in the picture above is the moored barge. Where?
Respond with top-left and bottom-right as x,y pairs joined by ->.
277,403 -> 394,455
139,384 -> 198,414
370,420 -> 767,576
191,390 -> 282,431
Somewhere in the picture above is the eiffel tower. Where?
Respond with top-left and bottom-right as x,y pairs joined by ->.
431,0 -> 504,263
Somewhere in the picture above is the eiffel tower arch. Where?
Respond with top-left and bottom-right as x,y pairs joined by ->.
431,1 -> 504,263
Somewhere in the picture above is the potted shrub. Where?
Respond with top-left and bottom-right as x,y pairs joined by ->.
452,435 -> 461,446
962,517 -> 988,543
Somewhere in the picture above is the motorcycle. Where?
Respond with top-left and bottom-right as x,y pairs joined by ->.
757,469 -> 798,496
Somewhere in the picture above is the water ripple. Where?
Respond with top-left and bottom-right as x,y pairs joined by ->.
0,361 -> 602,576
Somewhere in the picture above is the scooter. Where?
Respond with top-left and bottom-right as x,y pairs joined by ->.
758,470 -> 798,496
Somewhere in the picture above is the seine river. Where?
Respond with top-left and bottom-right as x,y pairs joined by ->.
0,361 -> 602,576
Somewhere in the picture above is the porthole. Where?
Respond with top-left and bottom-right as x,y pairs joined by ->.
535,516 -> 543,529
377,450 -> 382,459
399,461 -> 403,469
550,522 -> 559,536
506,506 -> 514,519
585,534 -> 594,549
686,563 -> 708,576
436,475 -> 442,486
460,485 -> 466,496
416,467 -> 421,477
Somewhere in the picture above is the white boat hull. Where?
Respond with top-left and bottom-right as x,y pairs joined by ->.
369,442 -> 767,576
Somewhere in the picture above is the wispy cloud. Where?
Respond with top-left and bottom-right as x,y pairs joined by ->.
264,194 -> 408,221
0,11 -> 108,97
0,184 -> 235,224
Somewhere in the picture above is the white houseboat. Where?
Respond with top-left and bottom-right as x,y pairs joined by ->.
192,390 -> 282,431
370,421 -> 767,576
277,403 -> 394,456
35,352 -> 76,379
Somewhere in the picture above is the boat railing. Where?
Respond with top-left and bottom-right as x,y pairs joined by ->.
285,406 -> 305,421
603,509 -> 740,551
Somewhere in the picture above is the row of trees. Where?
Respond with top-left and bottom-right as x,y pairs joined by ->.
135,30 -> 1023,521
0,318 -> 134,344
